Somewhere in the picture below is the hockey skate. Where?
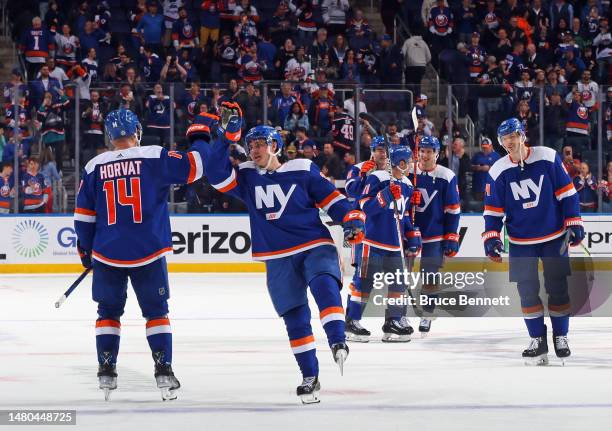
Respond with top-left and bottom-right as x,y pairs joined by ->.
331,342 -> 349,376
522,335 -> 549,366
297,376 -> 320,404
381,318 -> 411,342
418,317 -> 432,337
345,319 -> 370,343
97,352 -> 117,401
153,352 -> 181,401
553,335 -> 571,366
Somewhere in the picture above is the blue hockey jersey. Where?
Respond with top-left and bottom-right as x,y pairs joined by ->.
483,146 -> 580,244
359,171 -> 414,251
344,161 -> 366,199
0,174 -> 14,212
410,165 -> 460,242
74,145 -> 205,267
205,139 -> 354,261
146,95 -> 173,128
21,172 -> 49,210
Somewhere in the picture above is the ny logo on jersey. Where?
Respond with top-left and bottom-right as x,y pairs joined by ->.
509,175 -> 544,209
254,184 -> 297,220
415,188 -> 438,212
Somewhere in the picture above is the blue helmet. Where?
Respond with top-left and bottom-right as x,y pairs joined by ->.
389,144 -> 412,167
497,117 -> 525,143
370,135 -> 387,153
244,125 -> 284,152
105,109 -> 142,143
418,135 -> 440,152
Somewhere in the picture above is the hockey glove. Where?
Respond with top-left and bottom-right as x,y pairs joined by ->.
77,240 -> 92,269
186,112 -> 220,143
564,217 -> 585,247
410,189 -> 421,206
482,231 -> 503,263
219,101 -> 243,142
442,233 -> 460,258
404,228 -> 422,257
376,182 -> 401,207
359,160 -> 376,177
343,210 -> 366,245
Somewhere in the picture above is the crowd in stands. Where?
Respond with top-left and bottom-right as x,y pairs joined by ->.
1,0 -> 611,214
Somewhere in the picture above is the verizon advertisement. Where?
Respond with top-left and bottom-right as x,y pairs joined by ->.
0,215 -> 610,267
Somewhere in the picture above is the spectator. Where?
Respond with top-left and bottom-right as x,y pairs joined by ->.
145,84 -> 174,148
234,0 -> 259,19
544,92 -> 565,150
331,105 -> 355,155
237,41 -> 266,83
329,34 -> 348,68
565,88 -> 591,153
136,1 -> 165,52
69,64 -> 92,103
343,91 -> 367,118
428,0 -> 454,68
600,161 -> 612,212
455,0 -> 477,43
44,0 -> 63,36
285,46 -> 312,82
40,147 -> 61,213
82,90 -> 108,156
112,83 -> 140,114
443,136 -> 470,198
257,31 -> 278,79
235,82 -> 262,129
342,151 -> 356,178
41,58 -> 69,88
378,34 -> 403,84
381,0 -> 401,35
3,69 -> 28,103
161,54 -> 188,83
476,55 -> 507,136
310,28 -> 330,67
385,121 -> 409,146
550,0 -> 574,31
179,81 -> 207,124
294,1 -> 318,47
234,12 -> 258,45
525,42 -> 546,71
139,44 -> 164,83
37,89 -> 69,172
347,9 -> 371,50
470,137 -> 500,201
55,24 -> 79,70
79,20 -> 108,60
593,17 -> 612,83
268,1 -> 294,47
561,145 -> 580,178
284,101 -> 309,133
0,128 -> 4,161
291,126 -> 316,154
402,27 -> 432,97
572,69 -> 599,110
573,161 -> 598,212
270,82 -> 297,127
81,47 -> 99,83
274,37 -> 297,73
172,7 -> 199,52
320,142 -> 342,180
162,0 -> 181,47
322,0 -> 349,36
516,99 -> 538,145
215,33 -> 240,81
29,64 -> 61,109
545,69 -> 568,99
341,49 -> 361,83
285,144 -> 298,161
200,1 -> 221,52
21,157 -> 49,214
19,16 -> 54,79
4,95 -> 32,155
309,86 -> 334,136
0,161 -> 15,214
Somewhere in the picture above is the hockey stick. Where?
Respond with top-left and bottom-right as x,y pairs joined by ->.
54,267 -> 92,308
559,229 -> 591,257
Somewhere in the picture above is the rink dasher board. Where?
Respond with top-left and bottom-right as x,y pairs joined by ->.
0,214 -> 611,273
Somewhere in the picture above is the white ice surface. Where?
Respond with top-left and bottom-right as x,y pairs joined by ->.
1,273 -> 612,431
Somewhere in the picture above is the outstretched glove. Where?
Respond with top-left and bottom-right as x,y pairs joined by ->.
442,233 -> 460,257
565,217 -> 585,247
186,112 -> 220,143
219,101 -> 243,142
482,231 -> 503,263
343,210 -> 366,244
404,228 -> 422,257
77,240 -> 92,269
359,160 -> 376,177
376,182 -> 401,207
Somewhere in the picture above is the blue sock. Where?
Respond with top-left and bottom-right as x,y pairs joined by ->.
310,274 -> 345,346
95,318 -> 121,365
146,317 -> 173,364
283,304 -> 318,378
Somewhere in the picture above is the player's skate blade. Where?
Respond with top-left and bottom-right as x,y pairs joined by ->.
331,343 -> 349,376
419,317 -> 432,338
97,361 -> 117,402
297,376 -> 320,404
381,319 -> 411,343
345,319 -> 370,343
522,335 -> 549,366
553,335 -> 571,366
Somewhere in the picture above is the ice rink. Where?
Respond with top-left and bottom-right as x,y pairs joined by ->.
1,273 -> 612,431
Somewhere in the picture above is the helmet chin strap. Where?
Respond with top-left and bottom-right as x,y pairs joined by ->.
263,145 -> 281,171
500,132 -> 526,170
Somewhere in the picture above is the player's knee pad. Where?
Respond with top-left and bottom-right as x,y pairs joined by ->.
97,305 -> 125,320
516,279 -> 541,306
282,304 -> 312,336
139,299 -> 170,320
543,276 -> 569,303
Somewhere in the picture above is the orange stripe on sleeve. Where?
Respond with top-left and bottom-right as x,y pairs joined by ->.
316,190 -> 342,209
187,152 -> 197,184
555,183 -> 574,196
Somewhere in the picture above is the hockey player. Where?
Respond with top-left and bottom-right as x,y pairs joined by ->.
483,118 -> 584,365
74,108 -> 208,401
344,136 -> 388,342
187,110 -> 365,404
346,145 -> 422,342
410,136 -> 461,336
